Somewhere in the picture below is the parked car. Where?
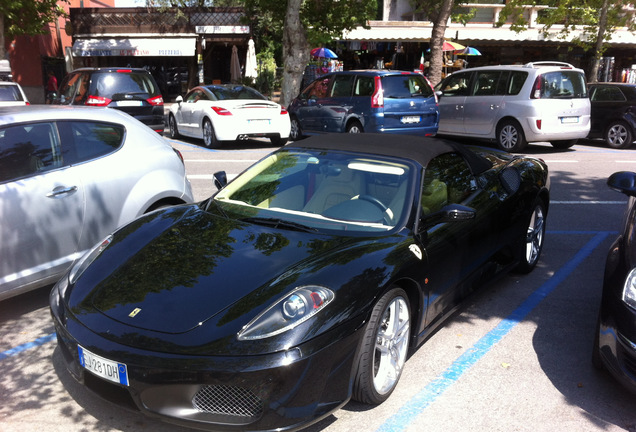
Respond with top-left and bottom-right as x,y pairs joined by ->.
167,84 -> 290,148
593,171 -> 636,392
287,70 -> 439,139
0,81 -> 29,106
55,67 -> 165,134
50,133 -> 549,432
435,61 -> 590,152
587,82 -> 636,149
0,105 -> 193,300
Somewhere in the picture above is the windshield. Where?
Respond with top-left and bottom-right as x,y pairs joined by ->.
214,149 -> 414,233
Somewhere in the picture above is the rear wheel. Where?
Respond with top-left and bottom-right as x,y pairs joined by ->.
168,114 -> 179,139
347,120 -> 363,134
496,120 -> 527,152
353,287 -> 410,405
515,199 -> 546,273
605,121 -> 633,149
289,117 -> 303,141
202,119 -> 220,148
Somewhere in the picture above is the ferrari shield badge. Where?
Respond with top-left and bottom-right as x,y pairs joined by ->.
128,307 -> 142,318
409,244 -> 423,260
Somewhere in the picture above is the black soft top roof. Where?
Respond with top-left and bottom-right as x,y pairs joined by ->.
289,134 -> 493,175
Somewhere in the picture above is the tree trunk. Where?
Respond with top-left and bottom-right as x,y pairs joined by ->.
280,0 -> 310,107
588,0 -> 610,83
427,0 -> 454,87
0,13 -> 6,61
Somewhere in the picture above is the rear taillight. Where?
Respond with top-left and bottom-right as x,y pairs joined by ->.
147,95 -> 164,106
531,76 -> 542,99
85,95 -> 111,106
211,106 -> 232,115
536,119 -> 542,130
371,76 -> 384,108
116,69 -> 133,73
173,148 -> 185,164
280,107 -> 288,115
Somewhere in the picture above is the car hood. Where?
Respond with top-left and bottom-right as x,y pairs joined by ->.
67,204 -> 350,336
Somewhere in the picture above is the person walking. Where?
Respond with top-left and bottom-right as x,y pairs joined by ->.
46,70 -> 58,104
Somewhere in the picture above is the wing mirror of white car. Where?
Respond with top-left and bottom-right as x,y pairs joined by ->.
175,95 -> 184,104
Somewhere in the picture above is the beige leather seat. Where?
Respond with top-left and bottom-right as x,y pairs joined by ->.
303,165 -> 365,214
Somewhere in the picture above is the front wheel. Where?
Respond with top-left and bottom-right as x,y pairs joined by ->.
289,117 -> 303,141
347,120 -> 363,134
496,120 -> 527,152
202,119 -> 220,148
515,199 -> 546,273
605,121 -> 633,149
353,287 -> 410,405
168,114 -> 179,139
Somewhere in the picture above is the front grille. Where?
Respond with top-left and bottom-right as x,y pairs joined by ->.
192,385 -> 263,418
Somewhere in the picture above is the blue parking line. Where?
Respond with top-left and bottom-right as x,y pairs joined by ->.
376,231 -> 611,432
0,332 -> 56,360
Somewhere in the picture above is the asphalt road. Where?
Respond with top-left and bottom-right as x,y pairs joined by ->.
1,135 -> 636,432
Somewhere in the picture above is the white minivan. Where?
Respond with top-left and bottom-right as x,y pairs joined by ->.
435,61 -> 590,152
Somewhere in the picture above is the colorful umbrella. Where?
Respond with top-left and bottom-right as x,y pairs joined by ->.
455,46 -> 482,56
441,41 -> 465,51
311,47 -> 338,59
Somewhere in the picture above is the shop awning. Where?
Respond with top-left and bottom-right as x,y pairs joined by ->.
72,38 -> 197,57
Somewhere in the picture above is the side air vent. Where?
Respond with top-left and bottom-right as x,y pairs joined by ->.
500,167 -> 521,195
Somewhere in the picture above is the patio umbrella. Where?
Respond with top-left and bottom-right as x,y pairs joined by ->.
441,41 -> 465,51
311,47 -> 338,59
230,45 -> 241,83
455,46 -> 482,56
245,38 -> 258,82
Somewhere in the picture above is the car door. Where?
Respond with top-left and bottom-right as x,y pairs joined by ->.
437,71 -> 473,134
414,152 -> 497,330
462,70 -> 506,136
0,122 -> 84,298
319,74 -> 354,132
589,84 -> 627,136
294,76 -> 334,133
180,89 -> 206,135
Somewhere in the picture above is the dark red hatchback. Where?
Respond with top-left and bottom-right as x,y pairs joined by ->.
56,67 -> 165,133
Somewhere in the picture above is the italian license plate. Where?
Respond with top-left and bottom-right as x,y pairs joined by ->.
560,116 -> 579,124
78,345 -> 129,386
114,100 -> 143,107
401,116 -> 421,124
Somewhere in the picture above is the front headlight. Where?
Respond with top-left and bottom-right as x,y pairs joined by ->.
68,235 -> 113,285
237,286 -> 334,341
622,268 -> 636,310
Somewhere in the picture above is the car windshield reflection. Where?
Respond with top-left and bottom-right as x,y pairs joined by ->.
214,149 -> 413,233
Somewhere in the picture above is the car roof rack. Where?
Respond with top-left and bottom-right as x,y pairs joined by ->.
523,61 -> 574,69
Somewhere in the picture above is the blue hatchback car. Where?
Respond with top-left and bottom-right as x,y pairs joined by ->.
288,70 -> 439,139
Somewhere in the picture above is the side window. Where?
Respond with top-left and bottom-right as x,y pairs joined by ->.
590,86 -> 626,102
421,153 -> 476,215
440,73 -> 471,97
472,71 -> 501,96
307,76 -> 332,99
56,121 -> 124,165
0,122 -> 60,183
186,90 -> 203,103
353,76 -> 374,97
330,75 -> 354,97
60,73 -> 81,104
507,71 -> 528,95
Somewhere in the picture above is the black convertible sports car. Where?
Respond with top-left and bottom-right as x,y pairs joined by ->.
593,171 -> 636,392
50,134 -> 550,431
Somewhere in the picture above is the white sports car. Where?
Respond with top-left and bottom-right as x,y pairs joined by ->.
167,84 -> 291,148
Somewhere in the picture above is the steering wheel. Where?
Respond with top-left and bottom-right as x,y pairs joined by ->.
355,195 -> 393,225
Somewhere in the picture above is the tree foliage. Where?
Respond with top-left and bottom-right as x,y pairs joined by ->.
496,0 -> 636,82
0,0 -> 69,58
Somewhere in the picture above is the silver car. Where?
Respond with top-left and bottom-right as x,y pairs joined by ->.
0,105 -> 194,300
0,81 -> 29,106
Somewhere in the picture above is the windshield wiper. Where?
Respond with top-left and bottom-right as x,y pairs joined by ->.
242,217 -> 318,233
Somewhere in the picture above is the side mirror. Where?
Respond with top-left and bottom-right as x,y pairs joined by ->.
175,95 -> 184,104
213,171 -> 227,190
421,203 -> 476,229
608,171 -> 636,197
435,90 -> 443,99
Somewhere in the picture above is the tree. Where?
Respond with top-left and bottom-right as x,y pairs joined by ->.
409,0 -> 476,87
0,0 -> 69,60
496,0 -> 636,82
244,0 -> 377,106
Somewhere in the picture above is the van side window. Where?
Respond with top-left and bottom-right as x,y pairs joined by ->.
495,71 -> 510,95
507,71 -> 528,95
353,76 -> 374,97
441,73 -> 471,97
472,71 -> 501,96
330,75 -> 354,97
306,76 -> 332,99
0,122 -> 61,183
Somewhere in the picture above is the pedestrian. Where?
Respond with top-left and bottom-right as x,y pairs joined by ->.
46,70 -> 58,104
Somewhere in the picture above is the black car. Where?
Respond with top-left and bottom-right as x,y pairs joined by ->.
50,134 -> 549,431
593,171 -> 636,392
588,83 -> 636,149
56,67 -> 165,134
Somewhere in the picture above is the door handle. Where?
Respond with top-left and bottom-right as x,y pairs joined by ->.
46,185 -> 78,198
455,105 -> 464,110
490,104 -> 499,110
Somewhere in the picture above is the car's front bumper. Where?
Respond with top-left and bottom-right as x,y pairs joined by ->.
597,317 -> 636,394
50,283 -> 364,432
